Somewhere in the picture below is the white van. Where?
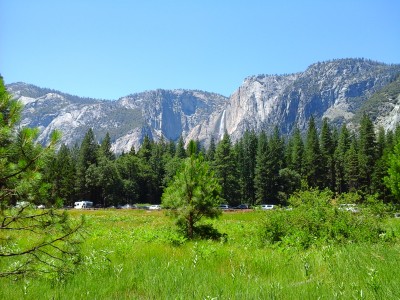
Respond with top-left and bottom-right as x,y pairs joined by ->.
74,201 -> 93,209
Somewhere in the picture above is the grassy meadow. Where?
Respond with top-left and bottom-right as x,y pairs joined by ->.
1,208 -> 400,299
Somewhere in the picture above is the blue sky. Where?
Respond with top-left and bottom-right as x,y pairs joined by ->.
1,0 -> 399,99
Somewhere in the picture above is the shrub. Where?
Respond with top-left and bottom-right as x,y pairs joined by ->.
261,189 -> 394,249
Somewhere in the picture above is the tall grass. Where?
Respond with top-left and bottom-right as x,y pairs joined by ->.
1,209 -> 399,299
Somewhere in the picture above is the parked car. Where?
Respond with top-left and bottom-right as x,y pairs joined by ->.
149,204 -> 161,210
338,204 -> 359,213
260,204 -> 276,210
120,204 -> 136,209
219,204 -> 231,210
234,204 -> 250,209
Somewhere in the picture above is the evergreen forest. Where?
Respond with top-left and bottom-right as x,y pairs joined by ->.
39,114 -> 400,208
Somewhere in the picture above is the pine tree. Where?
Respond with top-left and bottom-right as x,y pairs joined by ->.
175,135 -> 186,159
304,116 -> 322,188
166,140 -> 176,157
371,128 -> 391,199
334,124 -> 351,193
266,127 -> 284,203
255,131 -> 269,204
385,129 -> 395,153
214,131 -> 239,205
345,138 -> 359,192
236,130 -> 257,205
78,128 -> 98,167
358,114 -> 376,194
56,144 -> 77,206
206,136 -> 217,163
320,119 -> 335,190
162,154 -> 222,239
384,139 -> 400,203
76,128 -> 99,200
99,132 -> 115,160
138,135 -> 153,161
289,126 -> 304,175
115,153 -> 140,204
0,76 -> 84,277
186,139 -> 201,157
149,140 -> 167,203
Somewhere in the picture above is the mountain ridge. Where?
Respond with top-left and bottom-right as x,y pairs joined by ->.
6,58 -> 400,152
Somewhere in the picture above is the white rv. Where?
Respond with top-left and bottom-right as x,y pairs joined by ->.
74,201 -> 93,209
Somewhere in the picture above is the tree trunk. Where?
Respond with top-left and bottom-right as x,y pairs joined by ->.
188,212 -> 194,239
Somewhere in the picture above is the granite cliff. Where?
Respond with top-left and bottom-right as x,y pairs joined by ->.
7,58 -> 400,152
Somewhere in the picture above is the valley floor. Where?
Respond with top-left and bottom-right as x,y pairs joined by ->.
1,209 -> 400,299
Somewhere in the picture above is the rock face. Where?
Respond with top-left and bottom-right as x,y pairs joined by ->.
7,83 -> 228,152
189,59 -> 400,145
117,89 -> 227,142
6,58 -> 400,152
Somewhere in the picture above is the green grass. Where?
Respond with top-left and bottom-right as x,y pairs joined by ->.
1,209 -> 400,299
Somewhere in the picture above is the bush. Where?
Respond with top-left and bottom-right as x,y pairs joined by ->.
261,189 -> 394,249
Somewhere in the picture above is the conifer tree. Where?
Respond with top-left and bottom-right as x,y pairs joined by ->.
76,128 -> 99,200
266,127 -> 285,203
138,135 -> 153,162
149,140 -> 167,203
186,139 -> 201,157
175,135 -> 186,159
206,136 -> 216,162
214,131 -> 239,205
320,119 -> 335,190
115,152 -> 140,204
371,128 -> 391,199
304,116 -> 322,188
345,138 -> 359,192
162,154 -> 222,239
255,131 -> 269,204
0,76 -> 83,278
55,144 -> 77,206
334,124 -> 351,193
99,132 -> 115,160
166,140 -> 176,157
289,126 -> 304,175
236,130 -> 257,205
384,139 -> 400,203
78,128 -> 98,167
358,114 -> 376,193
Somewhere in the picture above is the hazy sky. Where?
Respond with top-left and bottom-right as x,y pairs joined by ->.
1,0 -> 399,99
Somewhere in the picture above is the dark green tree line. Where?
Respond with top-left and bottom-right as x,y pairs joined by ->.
43,115 -> 400,208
